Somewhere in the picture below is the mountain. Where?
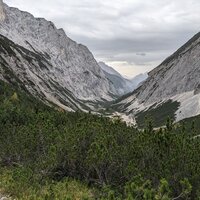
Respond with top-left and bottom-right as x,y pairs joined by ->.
113,32 -> 200,126
129,73 -> 148,88
99,62 -> 147,95
1,1 -> 199,125
98,61 -> 123,77
0,1 -> 118,111
0,0 -> 5,21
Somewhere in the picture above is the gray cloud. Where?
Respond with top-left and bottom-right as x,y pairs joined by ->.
136,53 -> 146,57
4,0 -> 200,77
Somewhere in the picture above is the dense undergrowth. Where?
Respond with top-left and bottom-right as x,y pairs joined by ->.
0,80 -> 200,199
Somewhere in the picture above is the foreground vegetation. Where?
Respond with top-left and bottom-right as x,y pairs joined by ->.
0,81 -> 200,199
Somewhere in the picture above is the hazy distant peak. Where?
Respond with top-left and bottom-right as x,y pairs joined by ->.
130,73 -> 148,82
99,61 -> 148,95
98,62 -> 122,78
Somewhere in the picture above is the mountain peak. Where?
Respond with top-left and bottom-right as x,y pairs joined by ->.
99,62 -> 148,95
98,62 -> 122,78
0,0 -> 5,21
0,3 -> 119,111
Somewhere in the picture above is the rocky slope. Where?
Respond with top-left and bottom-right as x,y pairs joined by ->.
99,62 -> 147,95
0,0 -> 5,21
0,1 -> 117,111
114,32 -> 200,123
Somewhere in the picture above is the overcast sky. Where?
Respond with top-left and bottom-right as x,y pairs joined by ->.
4,0 -> 200,77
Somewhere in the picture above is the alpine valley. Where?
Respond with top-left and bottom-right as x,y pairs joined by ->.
0,0 -> 200,126
1,1 -> 200,199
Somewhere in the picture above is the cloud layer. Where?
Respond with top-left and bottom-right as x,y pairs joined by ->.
4,0 -> 200,77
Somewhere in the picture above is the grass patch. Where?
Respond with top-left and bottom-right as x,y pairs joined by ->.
0,167 -> 95,200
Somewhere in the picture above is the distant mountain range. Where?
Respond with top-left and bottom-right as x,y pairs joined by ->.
99,62 -> 147,95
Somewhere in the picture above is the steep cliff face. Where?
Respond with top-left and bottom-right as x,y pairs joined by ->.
0,0 -> 5,21
0,2 -> 117,111
115,32 -> 200,122
0,34 -> 90,111
136,32 -> 200,105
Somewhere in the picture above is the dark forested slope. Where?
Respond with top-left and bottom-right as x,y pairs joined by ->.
0,80 -> 200,199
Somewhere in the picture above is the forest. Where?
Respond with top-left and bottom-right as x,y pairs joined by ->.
0,80 -> 200,200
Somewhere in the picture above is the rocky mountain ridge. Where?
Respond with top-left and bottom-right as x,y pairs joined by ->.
115,32 -> 200,123
0,1 -> 118,111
